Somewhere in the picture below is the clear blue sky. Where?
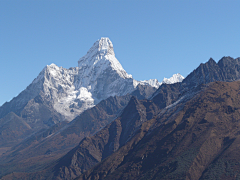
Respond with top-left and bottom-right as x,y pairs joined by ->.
1,0 -> 240,106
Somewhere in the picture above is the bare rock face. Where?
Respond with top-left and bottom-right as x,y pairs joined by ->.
182,56 -> 240,89
151,56 -> 240,106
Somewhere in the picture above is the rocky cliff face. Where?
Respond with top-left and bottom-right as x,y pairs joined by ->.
151,56 -> 240,103
182,56 -> 240,89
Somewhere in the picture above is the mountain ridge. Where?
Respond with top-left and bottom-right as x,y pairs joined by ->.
50,56 -> 240,180
2,55 -> 240,179
0,37 -> 184,124
76,81 -> 240,180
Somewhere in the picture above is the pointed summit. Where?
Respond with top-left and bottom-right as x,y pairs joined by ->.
162,73 -> 184,85
98,37 -> 115,56
78,37 -> 132,79
207,57 -> 217,65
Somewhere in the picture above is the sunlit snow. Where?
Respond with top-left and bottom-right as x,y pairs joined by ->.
25,37 -> 184,122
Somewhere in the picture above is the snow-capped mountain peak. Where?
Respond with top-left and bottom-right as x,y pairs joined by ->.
98,37 -> 114,56
138,79 -> 160,88
1,37 -> 184,123
137,73 -> 184,89
78,37 -> 132,79
32,37 -> 136,120
162,73 -> 184,84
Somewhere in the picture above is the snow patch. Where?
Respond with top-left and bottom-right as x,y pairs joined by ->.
162,73 -> 184,85
136,73 -> 184,88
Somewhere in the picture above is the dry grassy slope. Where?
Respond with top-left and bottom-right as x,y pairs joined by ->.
77,81 -> 240,180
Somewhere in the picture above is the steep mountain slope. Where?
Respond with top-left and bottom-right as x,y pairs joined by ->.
2,56 -> 240,180
0,84 -> 156,179
44,81 -> 186,180
77,81 -> 240,180
151,82 -> 181,109
53,56 -> 240,180
0,112 -> 32,148
50,96 -> 159,180
3,56 -> 240,180
0,93 -> 66,152
151,56 -> 240,103
0,95 -> 131,178
182,56 -> 240,89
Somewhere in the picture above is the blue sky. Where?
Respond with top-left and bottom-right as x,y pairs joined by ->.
0,0 -> 240,106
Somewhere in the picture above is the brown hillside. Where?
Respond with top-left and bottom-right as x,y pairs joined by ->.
77,81 -> 240,180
